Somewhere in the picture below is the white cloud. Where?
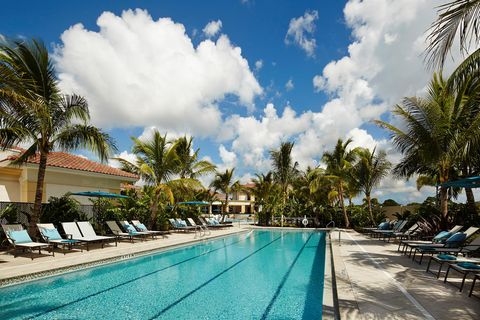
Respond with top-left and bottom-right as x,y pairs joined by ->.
218,144 -> 237,169
255,59 -> 263,71
285,79 -> 294,91
54,9 -> 261,137
285,10 -> 318,56
312,75 -> 324,92
108,150 -> 137,168
203,19 -> 222,37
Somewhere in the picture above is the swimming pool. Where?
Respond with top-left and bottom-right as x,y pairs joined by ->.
0,230 -> 326,319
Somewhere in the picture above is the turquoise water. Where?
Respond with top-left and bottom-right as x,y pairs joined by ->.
0,230 -> 326,319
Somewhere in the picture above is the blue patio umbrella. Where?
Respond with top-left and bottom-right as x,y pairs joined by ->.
70,191 -> 129,199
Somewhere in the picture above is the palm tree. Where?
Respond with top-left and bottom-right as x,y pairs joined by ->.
322,139 -> 358,228
270,142 -> 298,226
115,130 -> 200,228
425,0 -> 480,70
0,39 -> 115,234
209,168 -> 241,220
352,147 -> 391,224
174,136 -> 216,179
375,73 -> 480,225
252,172 -> 276,225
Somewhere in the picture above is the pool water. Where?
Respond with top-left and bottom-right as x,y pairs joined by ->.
0,230 -> 326,319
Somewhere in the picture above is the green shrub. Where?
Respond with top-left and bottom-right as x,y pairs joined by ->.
41,195 -> 87,226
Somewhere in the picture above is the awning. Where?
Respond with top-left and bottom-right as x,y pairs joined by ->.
440,176 -> 480,188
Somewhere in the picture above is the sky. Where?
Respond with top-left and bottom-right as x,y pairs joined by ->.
0,0 -> 475,204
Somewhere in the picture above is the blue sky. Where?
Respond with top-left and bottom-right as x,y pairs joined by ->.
0,1 -> 461,203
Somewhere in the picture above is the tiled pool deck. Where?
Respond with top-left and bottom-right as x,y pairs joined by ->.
332,230 -> 480,319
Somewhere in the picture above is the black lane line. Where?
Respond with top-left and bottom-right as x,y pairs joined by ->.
29,231 -> 265,319
149,234 -> 285,320
260,233 -> 314,320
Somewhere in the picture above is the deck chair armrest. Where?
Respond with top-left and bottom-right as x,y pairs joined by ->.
65,233 -> 73,239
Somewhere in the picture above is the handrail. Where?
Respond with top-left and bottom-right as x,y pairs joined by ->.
326,221 -> 335,228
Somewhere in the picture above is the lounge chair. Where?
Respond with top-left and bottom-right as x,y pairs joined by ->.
130,220 -> 168,238
168,218 -> 196,232
187,218 -> 211,235
61,221 -> 117,251
371,220 -> 408,240
205,217 -> 233,228
106,221 -> 147,242
411,228 -> 480,264
37,223 -> 84,254
2,224 -> 54,259
398,225 -> 464,254
388,223 -> 421,243
198,217 -> 223,229
426,253 -> 480,279
469,273 -> 480,297
444,261 -> 480,292
362,220 -> 396,235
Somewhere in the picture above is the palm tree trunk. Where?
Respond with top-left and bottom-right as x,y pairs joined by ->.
439,186 -> 448,227
465,187 -> 477,215
338,182 -> 350,228
366,193 -> 375,225
223,193 -> 229,221
150,199 -> 158,230
30,152 -> 47,236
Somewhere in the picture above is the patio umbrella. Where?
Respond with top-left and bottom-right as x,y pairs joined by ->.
70,191 -> 129,199
176,201 -> 209,205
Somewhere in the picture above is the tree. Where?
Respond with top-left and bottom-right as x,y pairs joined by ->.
209,168 -> 241,220
0,39 -> 115,235
115,130 -> 200,228
425,0 -> 480,69
375,73 -> 480,225
322,138 -> 358,228
252,172 -> 276,225
270,142 -> 298,226
174,136 -> 216,179
352,147 -> 391,224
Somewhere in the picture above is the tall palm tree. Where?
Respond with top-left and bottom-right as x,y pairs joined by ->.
270,142 -> 298,226
0,39 -> 115,234
375,73 -> 480,225
425,0 -> 480,70
209,168 -> 241,220
252,172 -> 276,225
174,136 -> 216,179
115,130 -> 200,228
322,138 -> 358,228
352,147 -> 391,224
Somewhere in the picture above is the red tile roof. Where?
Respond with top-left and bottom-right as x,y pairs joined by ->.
5,150 -> 138,179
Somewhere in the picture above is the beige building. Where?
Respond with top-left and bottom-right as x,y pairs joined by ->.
0,147 -> 138,205
212,183 -> 256,214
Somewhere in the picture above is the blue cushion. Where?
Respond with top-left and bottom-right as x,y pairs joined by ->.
8,230 -> 32,244
437,254 -> 456,261
433,231 -> 451,243
41,228 -> 62,241
445,232 -> 467,248
379,222 -> 390,230
418,245 -> 437,251
136,223 -> 147,232
178,220 -> 187,227
457,262 -> 480,270
123,224 -> 137,234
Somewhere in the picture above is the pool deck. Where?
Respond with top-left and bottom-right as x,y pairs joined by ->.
0,226 -> 246,285
331,229 -> 480,320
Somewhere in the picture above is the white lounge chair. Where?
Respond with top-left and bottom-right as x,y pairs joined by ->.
37,223 -> 84,254
187,218 -> 211,235
2,224 -> 54,259
61,221 -> 116,251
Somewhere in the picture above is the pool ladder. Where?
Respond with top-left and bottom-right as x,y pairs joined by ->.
326,221 -> 341,246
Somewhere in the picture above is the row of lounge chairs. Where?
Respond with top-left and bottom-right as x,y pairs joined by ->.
168,217 -> 233,233
363,221 -> 480,298
2,217 -> 227,259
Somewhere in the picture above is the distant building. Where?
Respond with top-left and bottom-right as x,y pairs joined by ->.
0,147 -> 138,204
212,183 -> 256,215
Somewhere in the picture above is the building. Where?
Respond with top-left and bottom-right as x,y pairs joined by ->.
0,147 -> 138,204
211,183 -> 256,215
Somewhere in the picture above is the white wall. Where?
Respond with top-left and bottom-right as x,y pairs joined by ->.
45,184 -> 113,205
0,180 -> 20,202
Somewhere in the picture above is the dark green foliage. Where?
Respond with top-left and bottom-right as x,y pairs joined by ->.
0,204 -> 21,223
41,195 -> 87,227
